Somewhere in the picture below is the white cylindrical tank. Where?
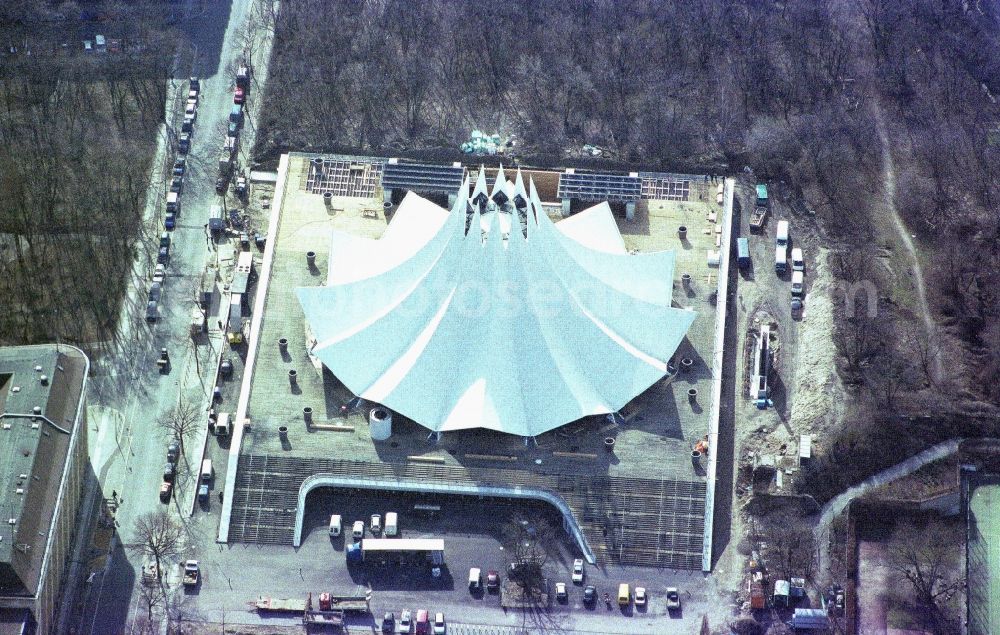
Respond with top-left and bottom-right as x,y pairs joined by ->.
369,407 -> 392,441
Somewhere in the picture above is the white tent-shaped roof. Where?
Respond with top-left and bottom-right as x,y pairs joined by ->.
297,171 -> 695,437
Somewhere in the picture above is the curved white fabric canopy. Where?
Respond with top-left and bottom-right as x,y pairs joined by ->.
297,170 -> 695,436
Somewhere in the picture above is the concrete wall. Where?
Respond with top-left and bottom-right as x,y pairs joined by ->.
36,405 -> 87,635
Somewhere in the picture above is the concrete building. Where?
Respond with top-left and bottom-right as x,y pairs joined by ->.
0,345 -> 89,635
218,154 -> 734,573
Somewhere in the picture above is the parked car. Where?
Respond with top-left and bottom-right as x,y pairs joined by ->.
398,610 -> 411,634
145,300 -> 158,322
381,612 -> 394,634
486,570 -> 500,592
415,609 -> 429,635
555,582 -> 567,602
352,520 -> 364,541
148,282 -> 161,303
189,76 -> 200,92
178,132 -> 191,153
583,585 -> 597,605
635,587 -> 647,607
572,559 -> 585,584
234,86 -> 245,104
198,483 -> 209,502
162,462 -> 175,482
172,156 -> 186,176
791,297 -> 803,317
165,212 -> 175,230
170,176 -> 183,193
181,116 -> 194,133
666,586 -> 681,611
157,247 -> 168,264
153,263 -> 165,284
432,612 -> 445,635
184,100 -> 196,118
159,481 -> 172,502
215,176 -> 228,195
227,121 -> 239,138
371,514 -> 382,535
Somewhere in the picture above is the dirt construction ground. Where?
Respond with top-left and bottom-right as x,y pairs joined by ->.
713,179 -> 846,605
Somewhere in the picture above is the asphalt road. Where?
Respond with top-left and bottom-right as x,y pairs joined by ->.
74,0 -> 269,632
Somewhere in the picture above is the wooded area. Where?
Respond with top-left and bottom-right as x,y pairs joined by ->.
257,0 -> 1000,500
0,2 -> 175,351
0,69 -> 164,347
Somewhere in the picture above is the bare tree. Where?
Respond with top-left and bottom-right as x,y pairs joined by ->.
136,580 -> 165,630
886,520 -> 963,635
156,401 -> 201,460
127,510 -> 184,586
501,515 -> 556,597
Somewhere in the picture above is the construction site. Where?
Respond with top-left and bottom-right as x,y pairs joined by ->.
213,154 -> 734,574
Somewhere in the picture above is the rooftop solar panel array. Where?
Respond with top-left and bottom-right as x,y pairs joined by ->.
557,171 -> 642,202
381,162 -> 466,194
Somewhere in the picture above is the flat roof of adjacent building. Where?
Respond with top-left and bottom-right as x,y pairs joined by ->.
0,345 -> 86,597
224,153 -> 731,571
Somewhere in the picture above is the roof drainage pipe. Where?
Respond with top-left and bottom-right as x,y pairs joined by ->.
294,474 -> 597,564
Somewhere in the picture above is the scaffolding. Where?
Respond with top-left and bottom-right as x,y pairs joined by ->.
305,157 -> 385,199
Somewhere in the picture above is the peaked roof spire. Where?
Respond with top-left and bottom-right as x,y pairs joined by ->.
491,164 -> 508,202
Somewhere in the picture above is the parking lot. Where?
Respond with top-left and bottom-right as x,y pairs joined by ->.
181,488 -> 720,633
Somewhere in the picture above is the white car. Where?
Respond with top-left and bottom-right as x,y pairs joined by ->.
555,582 -> 567,601
571,559 -> 585,584
635,586 -> 647,606
352,520 -> 364,541
433,612 -> 446,634
371,514 -> 382,535
398,609 -> 411,634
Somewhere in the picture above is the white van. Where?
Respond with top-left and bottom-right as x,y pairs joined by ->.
791,247 -> 804,272
166,191 -> 180,215
775,245 -> 788,274
352,520 -> 364,541
791,271 -> 805,296
776,220 -> 789,247
215,412 -> 231,437
469,567 -> 481,590
384,512 -> 398,537
200,460 -> 213,483
329,514 -> 341,537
